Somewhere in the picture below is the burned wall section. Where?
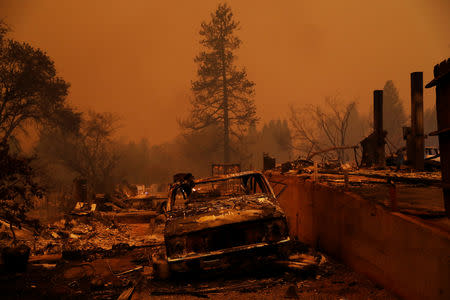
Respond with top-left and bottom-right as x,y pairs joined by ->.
269,173 -> 450,300
427,58 -> 450,217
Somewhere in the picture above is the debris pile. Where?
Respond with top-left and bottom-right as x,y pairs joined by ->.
34,216 -> 163,256
70,182 -> 169,216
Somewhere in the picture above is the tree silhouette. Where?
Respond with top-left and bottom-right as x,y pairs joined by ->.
0,20 -> 68,234
260,120 -> 292,161
289,96 -> 358,163
180,3 -> 257,163
37,111 -> 121,194
0,23 -> 69,146
383,80 -> 407,150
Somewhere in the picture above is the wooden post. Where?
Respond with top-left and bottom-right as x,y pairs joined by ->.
426,58 -> 450,217
411,72 -> 424,170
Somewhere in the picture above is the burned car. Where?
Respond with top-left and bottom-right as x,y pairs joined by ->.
164,171 -> 290,272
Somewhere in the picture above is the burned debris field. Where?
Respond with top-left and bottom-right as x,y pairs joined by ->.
0,204 -> 396,300
1,1 -> 450,300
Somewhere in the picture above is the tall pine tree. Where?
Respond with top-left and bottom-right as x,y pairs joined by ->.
180,3 -> 257,163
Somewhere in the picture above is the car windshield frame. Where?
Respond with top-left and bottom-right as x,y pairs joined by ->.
168,172 -> 276,209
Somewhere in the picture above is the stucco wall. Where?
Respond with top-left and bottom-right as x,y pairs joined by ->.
269,174 -> 450,300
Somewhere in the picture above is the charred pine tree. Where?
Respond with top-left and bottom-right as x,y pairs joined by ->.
180,3 -> 257,163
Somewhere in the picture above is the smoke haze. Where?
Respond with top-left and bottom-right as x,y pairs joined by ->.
1,0 -> 449,143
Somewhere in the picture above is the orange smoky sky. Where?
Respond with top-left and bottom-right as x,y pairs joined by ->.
1,0 -> 449,144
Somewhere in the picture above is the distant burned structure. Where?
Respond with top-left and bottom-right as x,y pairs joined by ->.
263,153 -> 276,171
426,58 -> 450,217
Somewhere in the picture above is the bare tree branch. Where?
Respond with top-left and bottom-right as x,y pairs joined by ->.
289,97 -> 358,163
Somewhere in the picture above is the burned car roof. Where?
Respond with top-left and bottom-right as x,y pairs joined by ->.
165,193 -> 285,236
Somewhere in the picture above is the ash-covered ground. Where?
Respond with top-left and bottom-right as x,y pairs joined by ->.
0,213 -> 396,300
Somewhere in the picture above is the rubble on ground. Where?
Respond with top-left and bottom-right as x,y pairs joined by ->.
0,178 -> 398,299
266,157 -> 445,222
32,215 -> 163,256
1,181 -> 168,267
4,211 -> 372,300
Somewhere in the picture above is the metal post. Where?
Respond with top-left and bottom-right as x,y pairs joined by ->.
426,58 -> 450,218
411,72 -> 424,170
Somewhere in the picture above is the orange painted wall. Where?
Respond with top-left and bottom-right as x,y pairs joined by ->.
269,174 -> 450,300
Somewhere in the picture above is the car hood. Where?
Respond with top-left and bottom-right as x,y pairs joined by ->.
165,193 -> 285,237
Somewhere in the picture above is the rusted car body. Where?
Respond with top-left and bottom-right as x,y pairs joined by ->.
164,171 -> 290,272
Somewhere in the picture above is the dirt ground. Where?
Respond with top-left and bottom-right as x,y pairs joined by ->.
0,222 -> 397,300
0,248 -> 396,300
140,260 -> 396,300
